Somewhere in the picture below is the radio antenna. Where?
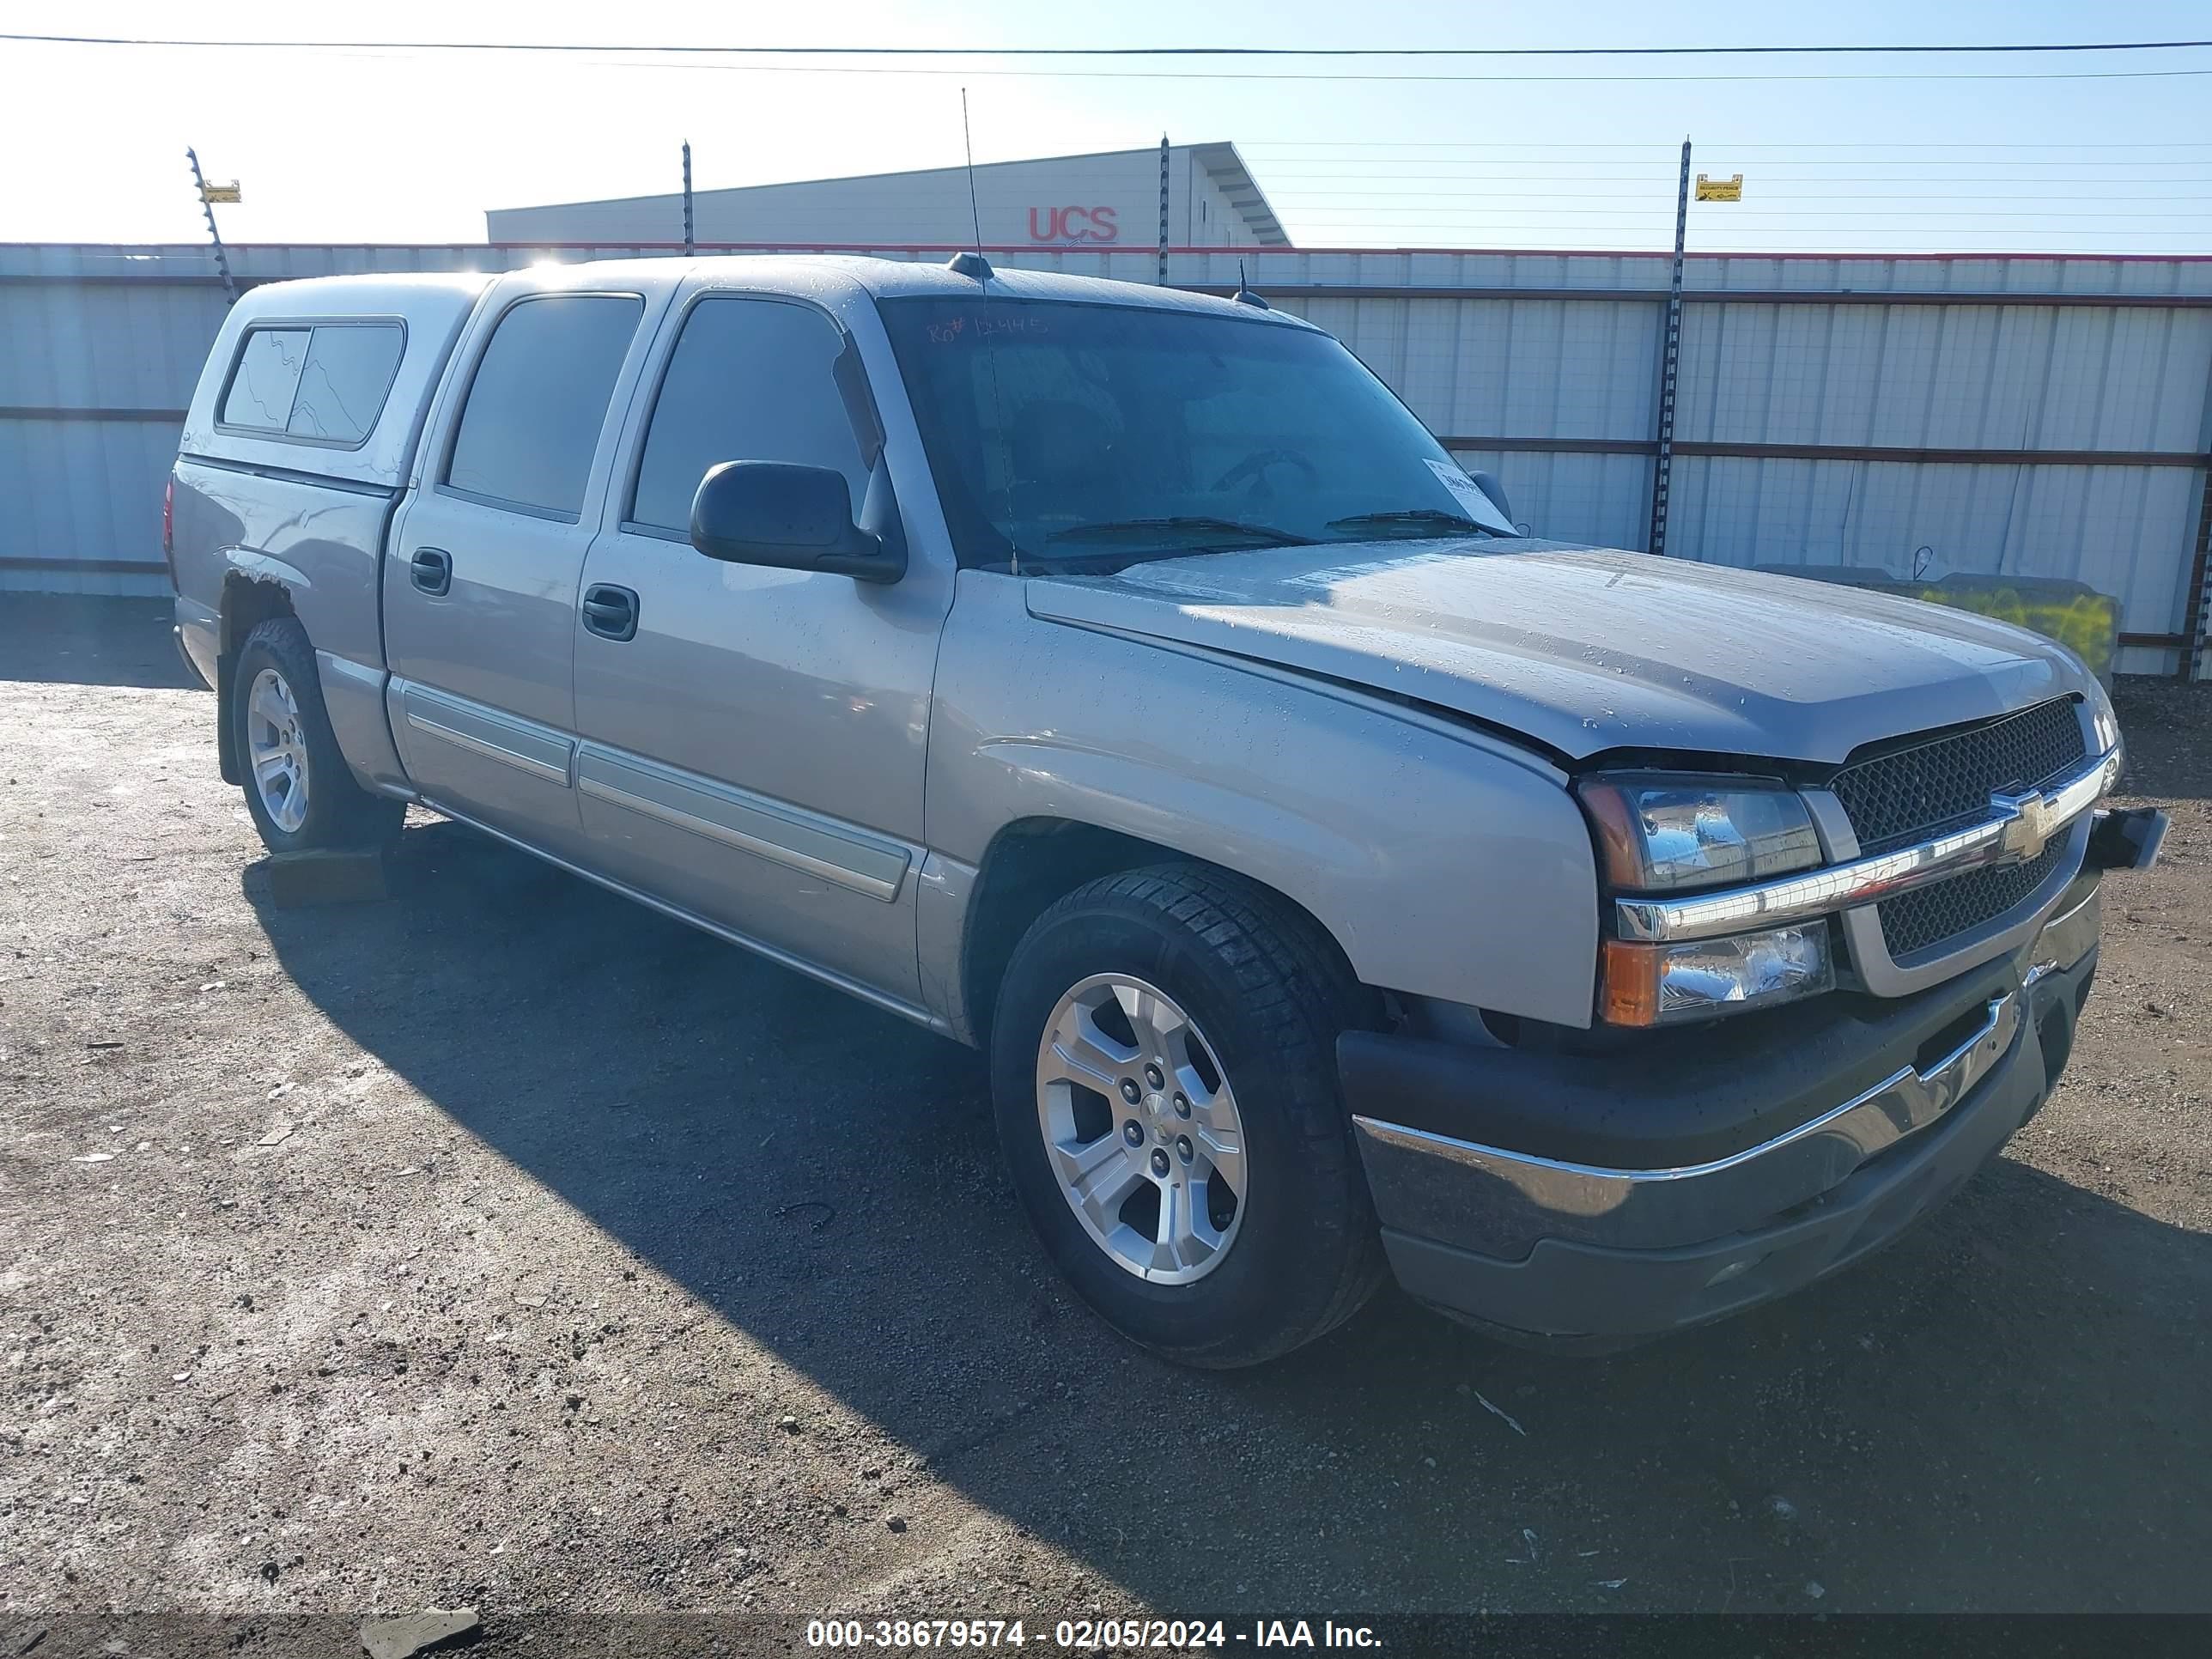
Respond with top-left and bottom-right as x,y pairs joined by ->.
954,87 -> 1013,574
962,90 -> 986,262
949,88 -> 993,281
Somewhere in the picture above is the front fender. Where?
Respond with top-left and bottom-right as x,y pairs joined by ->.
927,573 -> 1601,1028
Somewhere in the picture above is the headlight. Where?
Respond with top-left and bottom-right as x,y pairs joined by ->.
1601,925 -> 1834,1027
2084,681 -> 2121,757
1577,774 -> 1832,1026
1576,774 -> 1821,893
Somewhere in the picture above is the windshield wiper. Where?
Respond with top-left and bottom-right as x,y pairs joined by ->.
1326,508 -> 1499,539
1043,516 -> 1305,550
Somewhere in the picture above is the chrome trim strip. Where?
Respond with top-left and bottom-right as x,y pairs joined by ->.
422,797 -> 949,1037
399,687 -> 574,787
575,747 -> 911,903
406,714 -> 567,783
1615,745 -> 2119,945
1352,991 -> 2022,1255
1838,814 -> 2087,996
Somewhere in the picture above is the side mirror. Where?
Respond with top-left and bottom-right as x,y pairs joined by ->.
1468,471 -> 1514,527
689,461 -> 906,584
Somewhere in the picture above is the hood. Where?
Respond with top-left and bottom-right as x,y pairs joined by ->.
1024,539 -> 2098,766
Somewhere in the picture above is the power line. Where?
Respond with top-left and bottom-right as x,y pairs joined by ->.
649,64 -> 2212,85
5,31 -> 2210,58
5,33 -> 2212,84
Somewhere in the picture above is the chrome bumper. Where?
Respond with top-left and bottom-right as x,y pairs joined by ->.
1353,891 -> 2103,1342
1358,988 -> 2021,1255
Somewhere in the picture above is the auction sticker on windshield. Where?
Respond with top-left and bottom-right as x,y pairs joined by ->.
1424,459 -> 1516,534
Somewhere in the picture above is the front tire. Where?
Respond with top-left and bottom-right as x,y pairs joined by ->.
990,865 -> 1386,1368
230,617 -> 403,855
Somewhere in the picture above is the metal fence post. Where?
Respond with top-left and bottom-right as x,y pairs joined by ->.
1158,135 -> 1171,286
682,141 -> 696,256
2186,460 -> 2211,678
185,148 -> 236,305
1645,138 -> 1692,556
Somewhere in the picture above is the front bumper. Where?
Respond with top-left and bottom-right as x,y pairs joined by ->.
1345,853 -> 2139,1348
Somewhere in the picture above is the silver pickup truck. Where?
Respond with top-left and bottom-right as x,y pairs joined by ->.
167,254 -> 2166,1366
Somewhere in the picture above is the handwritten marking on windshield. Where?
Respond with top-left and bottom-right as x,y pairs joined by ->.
927,313 -> 1051,344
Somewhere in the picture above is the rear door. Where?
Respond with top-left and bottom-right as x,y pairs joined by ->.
571,287 -> 951,1006
382,283 -> 658,853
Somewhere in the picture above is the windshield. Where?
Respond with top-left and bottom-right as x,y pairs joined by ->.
877,295 -> 1514,570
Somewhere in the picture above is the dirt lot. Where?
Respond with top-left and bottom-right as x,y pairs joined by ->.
3,596 -> 2209,1632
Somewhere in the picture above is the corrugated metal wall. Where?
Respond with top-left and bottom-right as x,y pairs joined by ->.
6,240 -> 2209,676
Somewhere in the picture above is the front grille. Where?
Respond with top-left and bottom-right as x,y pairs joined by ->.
1877,837 -> 2071,960
1832,697 -> 2087,857
1831,698 -> 2087,962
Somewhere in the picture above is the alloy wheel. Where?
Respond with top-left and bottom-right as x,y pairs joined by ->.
245,666 -> 310,834
1035,973 -> 1248,1285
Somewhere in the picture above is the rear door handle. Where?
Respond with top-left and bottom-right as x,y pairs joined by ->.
581,583 -> 639,642
410,546 -> 452,596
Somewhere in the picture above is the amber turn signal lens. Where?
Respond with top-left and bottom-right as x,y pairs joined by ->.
1600,939 -> 1664,1027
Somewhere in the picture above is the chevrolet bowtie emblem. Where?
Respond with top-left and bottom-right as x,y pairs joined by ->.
1990,787 -> 2061,863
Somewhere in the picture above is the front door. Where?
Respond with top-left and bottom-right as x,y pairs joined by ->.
382,288 -> 650,852
571,291 -> 950,1007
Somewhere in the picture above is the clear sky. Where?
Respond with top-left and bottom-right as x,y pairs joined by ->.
3,0 -> 2210,254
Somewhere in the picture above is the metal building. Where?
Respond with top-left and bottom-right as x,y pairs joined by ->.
485,143 -> 1288,252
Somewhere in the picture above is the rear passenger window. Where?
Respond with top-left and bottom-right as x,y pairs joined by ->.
219,324 -> 403,444
445,295 -> 642,518
629,298 -> 868,534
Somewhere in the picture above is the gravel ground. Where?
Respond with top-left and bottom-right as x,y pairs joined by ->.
3,596 -> 2208,1632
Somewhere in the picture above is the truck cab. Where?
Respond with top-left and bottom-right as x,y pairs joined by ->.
170,256 -> 2166,1365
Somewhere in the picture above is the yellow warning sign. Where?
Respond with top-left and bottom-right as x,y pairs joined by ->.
201,181 -> 241,204
1695,173 -> 1743,203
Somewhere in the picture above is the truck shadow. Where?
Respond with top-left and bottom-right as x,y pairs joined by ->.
247,817 -> 2212,1614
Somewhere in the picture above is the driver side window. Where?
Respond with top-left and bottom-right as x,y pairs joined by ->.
629,298 -> 868,536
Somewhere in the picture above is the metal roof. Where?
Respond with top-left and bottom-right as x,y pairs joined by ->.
1187,143 -> 1289,248
488,143 -> 1293,249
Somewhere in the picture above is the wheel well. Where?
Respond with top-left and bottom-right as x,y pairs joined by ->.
960,817 -> 1350,1045
216,576 -> 298,785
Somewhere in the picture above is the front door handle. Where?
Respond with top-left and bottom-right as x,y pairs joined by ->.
410,546 -> 452,596
581,583 -> 639,642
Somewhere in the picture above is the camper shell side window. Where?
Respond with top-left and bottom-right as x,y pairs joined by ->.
213,320 -> 407,450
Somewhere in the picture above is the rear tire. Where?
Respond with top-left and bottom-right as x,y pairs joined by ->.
230,617 -> 404,855
990,864 -> 1386,1369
